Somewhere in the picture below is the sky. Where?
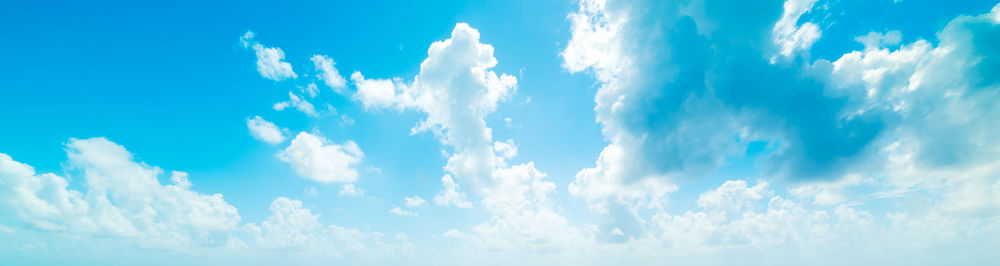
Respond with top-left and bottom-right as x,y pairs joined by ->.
0,0 -> 999,265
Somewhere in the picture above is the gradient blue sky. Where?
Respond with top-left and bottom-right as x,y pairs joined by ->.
1,0 -> 999,265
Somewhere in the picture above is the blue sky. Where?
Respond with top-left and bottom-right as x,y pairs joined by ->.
1,0 -> 999,265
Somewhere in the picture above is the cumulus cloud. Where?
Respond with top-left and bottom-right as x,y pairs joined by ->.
562,0 -> 1000,247
0,138 -> 240,248
353,23 -> 588,250
246,197 -> 410,257
241,31 -> 297,81
246,116 -> 286,144
277,132 -> 364,184
0,138 -> 406,258
311,54 -> 348,93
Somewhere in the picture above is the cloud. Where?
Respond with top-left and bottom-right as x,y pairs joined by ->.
277,132 -> 364,184
771,0 -> 822,60
0,138 -> 409,260
404,196 -> 427,208
562,0 -> 1000,247
433,175 -> 472,208
302,83 -> 319,98
350,71 -> 408,111
389,207 -> 417,217
814,4 -> 1000,217
241,31 -> 297,81
246,116 -> 286,144
246,197 -> 410,257
0,138 -> 240,248
273,92 -> 319,117
338,184 -> 365,197
353,23 -> 589,251
311,54 -> 348,93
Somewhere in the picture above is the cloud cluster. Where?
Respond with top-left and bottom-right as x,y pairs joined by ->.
352,23 -> 588,250
273,91 -> 319,117
0,138 -> 404,258
562,0 -> 1000,247
0,138 -> 240,248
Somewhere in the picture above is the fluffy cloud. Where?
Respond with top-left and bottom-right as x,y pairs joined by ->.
311,54 -> 348,93
433,175 -> 472,208
813,4 -> 1000,218
277,132 -> 364,184
562,0 -> 1000,247
0,138 -> 406,259
353,23 -> 587,250
246,197 -> 411,257
241,31 -> 297,81
246,116 -> 286,144
350,23 -> 518,192
338,183 -> 365,197
0,138 -> 240,248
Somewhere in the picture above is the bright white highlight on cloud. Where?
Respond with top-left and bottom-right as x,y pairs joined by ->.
241,31 -> 297,81
311,54 -> 347,93
277,132 -> 364,184
246,116 -> 286,144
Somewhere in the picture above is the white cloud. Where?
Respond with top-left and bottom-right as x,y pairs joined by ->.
771,0 -> 822,60
302,83 -> 319,98
350,71 -> 409,111
854,30 -> 903,50
277,132 -> 364,184
354,23 -> 589,251
433,175 -> 472,208
246,197 -> 409,257
404,196 -> 427,208
338,184 -> 365,197
492,139 -> 517,159
311,54 -> 348,93
273,92 -> 319,117
562,0 -> 1000,254
0,138 -> 241,248
818,5 -> 1000,216
246,116 -> 286,144
0,138 -> 410,260
790,175 -> 867,205
389,207 -> 417,217
241,31 -> 297,81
